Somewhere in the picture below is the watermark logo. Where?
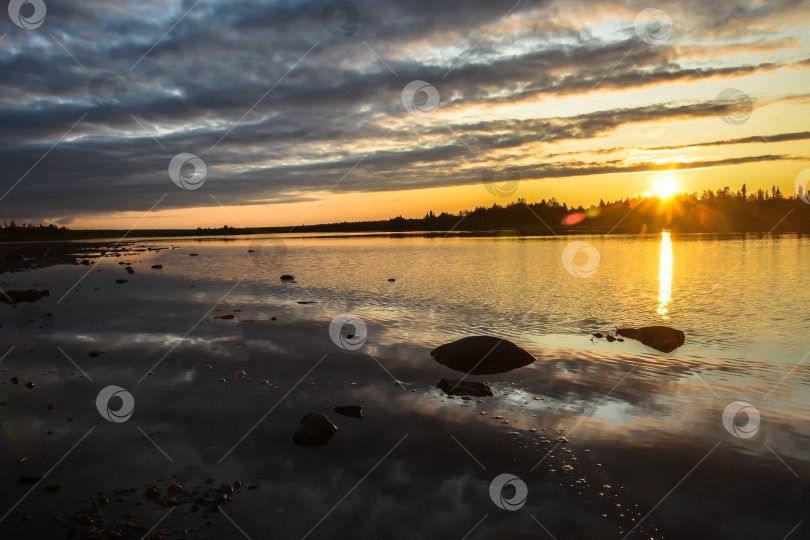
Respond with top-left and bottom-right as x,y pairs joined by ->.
794,168 -> 810,204
329,313 -> 367,350
321,1 -> 359,37
96,385 -> 135,423
489,473 -> 528,511
169,152 -> 207,190
15,306 -> 54,343
401,80 -> 440,117
8,0 -> 46,30
482,167 -> 520,198
634,8 -> 672,45
561,241 -> 600,278
715,88 -> 752,125
722,401 -> 760,439
247,236 -> 288,271
88,72 -> 127,109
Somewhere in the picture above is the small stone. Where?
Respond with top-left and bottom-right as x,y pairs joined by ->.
292,412 -> 338,447
333,405 -> 363,418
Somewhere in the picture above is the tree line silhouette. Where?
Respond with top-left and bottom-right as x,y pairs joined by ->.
289,183 -> 810,235
1,184 -> 808,241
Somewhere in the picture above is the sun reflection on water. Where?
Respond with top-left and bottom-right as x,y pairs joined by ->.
658,231 -> 673,319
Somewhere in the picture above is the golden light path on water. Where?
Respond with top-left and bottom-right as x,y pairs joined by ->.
658,231 -> 673,319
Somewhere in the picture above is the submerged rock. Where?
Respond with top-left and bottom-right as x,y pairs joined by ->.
333,405 -> 364,418
0,289 -> 51,305
616,325 -> 685,353
292,413 -> 337,447
436,379 -> 494,397
18,476 -> 42,485
430,336 -> 536,375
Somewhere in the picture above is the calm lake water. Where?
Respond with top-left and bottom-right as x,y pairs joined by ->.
0,232 -> 808,539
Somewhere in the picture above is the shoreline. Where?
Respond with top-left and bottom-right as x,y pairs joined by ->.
1,229 -> 804,274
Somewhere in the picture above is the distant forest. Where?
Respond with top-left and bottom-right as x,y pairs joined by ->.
2,184 -> 809,241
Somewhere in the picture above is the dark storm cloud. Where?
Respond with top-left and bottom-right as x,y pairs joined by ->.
649,130 -> 810,151
0,0 -> 807,222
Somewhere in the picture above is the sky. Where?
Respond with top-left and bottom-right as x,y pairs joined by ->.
0,0 -> 809,229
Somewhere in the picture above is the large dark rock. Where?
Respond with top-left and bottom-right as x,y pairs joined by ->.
430,336 -> 536,375
292,413 -> 337,447
436,379 -> 494,397
0,289 -> 51,305
616,326 -> 685,353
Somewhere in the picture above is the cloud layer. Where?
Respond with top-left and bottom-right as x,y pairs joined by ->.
0,0 -> 808,224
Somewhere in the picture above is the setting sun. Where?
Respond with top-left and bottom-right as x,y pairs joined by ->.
655,175 -> 679,198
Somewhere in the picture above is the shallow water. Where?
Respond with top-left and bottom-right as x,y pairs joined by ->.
0,232 -> 808,539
